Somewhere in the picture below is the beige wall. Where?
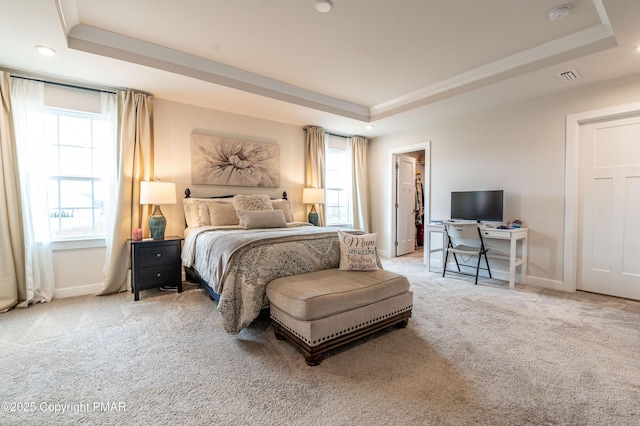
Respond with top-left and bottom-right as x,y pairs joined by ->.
153,99 -> 307,237
52,99 -> 307,297
369,73 -> 640,289
52,73 -> 640,297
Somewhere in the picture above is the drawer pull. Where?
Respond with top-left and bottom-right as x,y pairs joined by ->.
156,253 -> 162,257
156,272 -> 162,278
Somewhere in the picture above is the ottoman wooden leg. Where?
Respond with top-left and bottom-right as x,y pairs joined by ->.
396,318 -> 409,328
305,352 -> 324,366
274,328 -> 285,340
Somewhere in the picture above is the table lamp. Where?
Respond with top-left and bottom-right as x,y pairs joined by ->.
302,187 -> 324,226
140,181 -> 177,240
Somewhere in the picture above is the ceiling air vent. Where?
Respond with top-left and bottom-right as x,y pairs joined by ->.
557,70 -> 581,81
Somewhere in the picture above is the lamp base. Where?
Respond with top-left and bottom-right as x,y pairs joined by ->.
308,211 -> 319,226
149,205 -> 166,240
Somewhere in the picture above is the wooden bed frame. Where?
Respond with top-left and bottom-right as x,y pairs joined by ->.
184,188 -> 287,200
182,188 -> 289,302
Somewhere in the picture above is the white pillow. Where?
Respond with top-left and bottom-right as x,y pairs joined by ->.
184,197 -> 236,227
183,199 -> 198,227
271,199 -> 294,222
237,209 -> 287,229
337,231 -> 380,271
183,199 -> 212,227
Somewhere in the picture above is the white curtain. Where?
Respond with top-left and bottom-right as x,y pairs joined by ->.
99,91 -> 153,295
351,135 -> 371,232
305,126 -> 326,226
100,91 -> 118,280
10,78 -> 55,305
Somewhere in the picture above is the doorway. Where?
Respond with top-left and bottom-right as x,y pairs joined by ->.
565,102 -> 640,299
390,142 -> 430,258
394,154 -> 416,256
577,115 -> 640,299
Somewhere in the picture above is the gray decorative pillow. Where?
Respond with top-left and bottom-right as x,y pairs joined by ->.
271,199 -> 294,222
233,194 -> 273,211
337,231 -> 380,271
237,209 -> 287,229
208,201 -> 240,226
233,195 -> 273,226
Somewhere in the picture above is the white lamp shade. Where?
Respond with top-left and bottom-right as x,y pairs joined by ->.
140,181 -> 177,205
302,188 -> 325,204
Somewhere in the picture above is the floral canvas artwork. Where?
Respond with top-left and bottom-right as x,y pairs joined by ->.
191,133 -> 280,187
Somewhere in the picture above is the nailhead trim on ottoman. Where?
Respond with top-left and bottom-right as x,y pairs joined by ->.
266,268 -> 413,366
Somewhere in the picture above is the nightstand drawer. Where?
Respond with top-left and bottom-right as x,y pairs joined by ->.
137,264 -> 181,289
137,244 -> 180,267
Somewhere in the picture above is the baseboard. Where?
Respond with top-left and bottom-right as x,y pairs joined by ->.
54,283 -> 104,299
431,259 -> 568,292
53,272 -> 133,299
525,275 -> 568,292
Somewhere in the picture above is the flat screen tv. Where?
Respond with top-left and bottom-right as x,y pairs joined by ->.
450,190 -> 504,222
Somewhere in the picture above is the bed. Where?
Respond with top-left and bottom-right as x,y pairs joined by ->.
181,189 -> 369,334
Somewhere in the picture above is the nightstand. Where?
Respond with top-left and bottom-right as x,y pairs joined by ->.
130,236 -> 184,301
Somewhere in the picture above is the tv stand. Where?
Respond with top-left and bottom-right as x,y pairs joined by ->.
426,223 -> 528,289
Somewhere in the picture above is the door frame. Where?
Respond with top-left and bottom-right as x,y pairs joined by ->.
564,101 -> 640,292
389,141 -> 431,258
394,154 -> 417,257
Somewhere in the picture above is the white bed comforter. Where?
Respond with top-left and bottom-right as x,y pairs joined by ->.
182,224 -> 354,334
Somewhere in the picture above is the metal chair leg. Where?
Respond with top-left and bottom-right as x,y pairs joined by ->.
484,252 -> 492,279
442,250 -> 449,277
452,252 -> 461,272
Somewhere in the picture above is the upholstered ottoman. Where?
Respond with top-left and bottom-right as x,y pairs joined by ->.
266,268 -> 413,366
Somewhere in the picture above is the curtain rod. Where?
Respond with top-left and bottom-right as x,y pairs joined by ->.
3,67 -> 152,96
303,126 -> 355,139
11,74 -> 114,95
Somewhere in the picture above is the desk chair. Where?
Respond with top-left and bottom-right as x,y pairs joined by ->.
442,222 -> 492,284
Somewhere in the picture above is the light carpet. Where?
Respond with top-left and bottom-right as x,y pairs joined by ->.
1,251 -> 639,425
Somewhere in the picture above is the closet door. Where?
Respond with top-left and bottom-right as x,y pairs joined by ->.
578,116 -> 640,300
394,154 -> 416,256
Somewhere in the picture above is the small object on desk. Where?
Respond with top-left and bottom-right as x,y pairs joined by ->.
497,225 -> 510,229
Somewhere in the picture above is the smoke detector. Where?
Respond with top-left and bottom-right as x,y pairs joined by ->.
548,5 -> 571,22
315,0 -> 333,13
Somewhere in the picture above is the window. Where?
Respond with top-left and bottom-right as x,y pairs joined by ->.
325,135 -> 352,226
44,108 -> 112,239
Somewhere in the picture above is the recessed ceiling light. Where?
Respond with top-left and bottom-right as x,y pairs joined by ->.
315,0 -> 333,13
548,5 -> 571,22
365,124 -> 374,130
35,45 -> 56,56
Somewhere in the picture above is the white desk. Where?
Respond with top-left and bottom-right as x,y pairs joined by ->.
426,223 -> 528,289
